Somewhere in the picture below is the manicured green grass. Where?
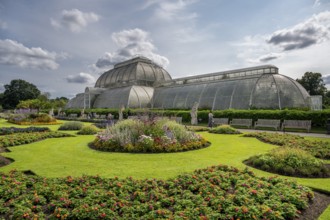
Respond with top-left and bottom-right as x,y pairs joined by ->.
1,118 -> 330,218
0,131 -> 329,192
0,133 -> 274,179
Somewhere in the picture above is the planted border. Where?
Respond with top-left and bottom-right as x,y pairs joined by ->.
243,132 -> 330,159
0,132 -> 74,148
0,127 -> 50,135
0,165 -> 314,219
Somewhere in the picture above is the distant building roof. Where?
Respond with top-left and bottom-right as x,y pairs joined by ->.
94,56 -> 171,89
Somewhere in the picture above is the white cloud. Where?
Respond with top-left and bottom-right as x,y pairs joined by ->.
95,28 -> 169,68
267,11 -> 330,51
51,9 -> 99,33
0,39 -> 60,70
66,72 -> 95,84
154,0 -> 197,21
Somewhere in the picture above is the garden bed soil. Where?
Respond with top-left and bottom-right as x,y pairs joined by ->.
0,155 -> 12,167
296,191 -> 330,220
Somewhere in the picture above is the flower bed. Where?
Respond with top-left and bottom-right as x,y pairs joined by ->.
0,127 -> 50,135
0,165 -> 314,219
0,132 -> 74,148
91,119 -> 209,153
244,147 -> 330,178
243,132 -> 330,159
7,113 -> 58,125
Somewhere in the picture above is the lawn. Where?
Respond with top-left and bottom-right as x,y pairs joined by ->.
0,118 -> 330,218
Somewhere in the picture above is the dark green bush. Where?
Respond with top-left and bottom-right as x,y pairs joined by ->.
63,109 -> 330,127
58,121 -> 83,130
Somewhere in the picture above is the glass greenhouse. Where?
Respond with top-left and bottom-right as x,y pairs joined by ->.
66,56 -> 311,110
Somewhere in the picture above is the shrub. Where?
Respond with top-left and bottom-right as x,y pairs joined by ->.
209,125 -> 241,134
245,147 -> 330,178
77,125 -> 100,135
8,113 -> 57,125
58,121 -> 84,131
92,118 -> 209,153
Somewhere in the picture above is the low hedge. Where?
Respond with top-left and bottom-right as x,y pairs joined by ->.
62,109 -> 330,127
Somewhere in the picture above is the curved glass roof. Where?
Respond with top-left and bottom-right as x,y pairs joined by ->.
152,65 -> 310,110
92,86 -> 154,109
67,57 -> 310,110
94,56 -> 172,89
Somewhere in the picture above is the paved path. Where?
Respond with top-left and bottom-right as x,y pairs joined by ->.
237,129 -> 330,138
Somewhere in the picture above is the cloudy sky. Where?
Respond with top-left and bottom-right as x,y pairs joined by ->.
1,0 -> 330,98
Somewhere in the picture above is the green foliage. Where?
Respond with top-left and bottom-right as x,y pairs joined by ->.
77,125 -> 99,135
1,79 -> 41,109
209,125 -> 241,134
0,165 -> 314,219
243,132 -> 330,159
58,121 -> 83,131
296,72 -> 326,96
0,126 -> 50,135
245,147 -> 330,178
0,132 -> 74,148
92,118 -> 208,153
65,108 -> 330,127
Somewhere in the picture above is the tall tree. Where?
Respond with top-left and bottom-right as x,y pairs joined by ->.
296,72 -> 327,96
2,79 -> 41,109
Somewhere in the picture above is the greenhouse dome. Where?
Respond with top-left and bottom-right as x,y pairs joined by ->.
66,57 -> 311,110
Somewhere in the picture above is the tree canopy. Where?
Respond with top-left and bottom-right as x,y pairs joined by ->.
1,79 -> 41,109
296,72 -> 327,96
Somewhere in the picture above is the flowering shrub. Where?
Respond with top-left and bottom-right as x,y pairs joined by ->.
245,147 -> 330,178
209,125 -> 242,134
8,113 -> 57,125
77,125 -> 99,135
243,132 -> 330,159
0,165 -> 314,219
0,127 -> 50,135
0,132 -> 74,148
91,119 -> 209,153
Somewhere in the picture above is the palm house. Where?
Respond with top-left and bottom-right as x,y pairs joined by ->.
66,56 -> 311,110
